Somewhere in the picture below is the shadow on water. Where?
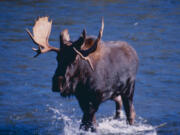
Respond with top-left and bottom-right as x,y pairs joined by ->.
0,0 -> 180,134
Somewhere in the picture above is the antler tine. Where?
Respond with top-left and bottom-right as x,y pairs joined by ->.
73,47 -> 94,71
26,16 -> 59,57
26,28 -> 42,57
82,29 -> 86,39
97,17 -> 104,40
26,28 -> 38,45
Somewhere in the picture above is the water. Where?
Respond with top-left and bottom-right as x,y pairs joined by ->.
0,0 -> 180,134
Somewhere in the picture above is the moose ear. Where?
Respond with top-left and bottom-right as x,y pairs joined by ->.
60,29 -> 72,47
73,29 -> 86,49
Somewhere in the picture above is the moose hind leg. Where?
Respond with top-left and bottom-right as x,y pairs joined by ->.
122,80 -> 136,125
113,95 -> 123,119
122,97 -> 136,125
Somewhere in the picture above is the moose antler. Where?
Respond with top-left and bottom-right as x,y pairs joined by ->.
73,18 -> 104,71
26,17 -> 59,57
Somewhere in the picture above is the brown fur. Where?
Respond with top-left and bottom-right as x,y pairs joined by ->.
52,34 -> 138,132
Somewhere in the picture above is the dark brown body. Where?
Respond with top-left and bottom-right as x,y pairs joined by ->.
26,17 -> 138,132
53,37 -> 138,131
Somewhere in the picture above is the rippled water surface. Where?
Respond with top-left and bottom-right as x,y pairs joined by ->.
0,0 -> 180,135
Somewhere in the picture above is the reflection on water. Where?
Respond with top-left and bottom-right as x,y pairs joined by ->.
0,0 -> 180,135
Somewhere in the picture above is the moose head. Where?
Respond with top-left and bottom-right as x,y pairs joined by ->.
26,17 -> 104,94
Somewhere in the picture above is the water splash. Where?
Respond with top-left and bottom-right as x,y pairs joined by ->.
47,105 -> 157,135
97,116 -> 156,135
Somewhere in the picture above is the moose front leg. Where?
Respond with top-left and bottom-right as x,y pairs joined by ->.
76,93 -> 99,132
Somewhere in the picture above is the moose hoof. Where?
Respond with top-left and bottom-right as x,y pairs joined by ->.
80,123 -> 97,132
127,118 -> 135,125
113,115 -> 121,120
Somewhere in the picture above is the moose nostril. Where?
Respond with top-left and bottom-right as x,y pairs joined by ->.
58,76 -> 65,92
58,80 -> 62,91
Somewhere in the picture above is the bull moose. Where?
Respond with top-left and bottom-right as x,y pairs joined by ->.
26,17 -> 138,131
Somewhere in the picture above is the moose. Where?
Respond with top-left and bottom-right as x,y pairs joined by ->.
26,17 -> 138,131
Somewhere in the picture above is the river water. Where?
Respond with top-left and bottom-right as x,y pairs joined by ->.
0,0 -> 180,135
